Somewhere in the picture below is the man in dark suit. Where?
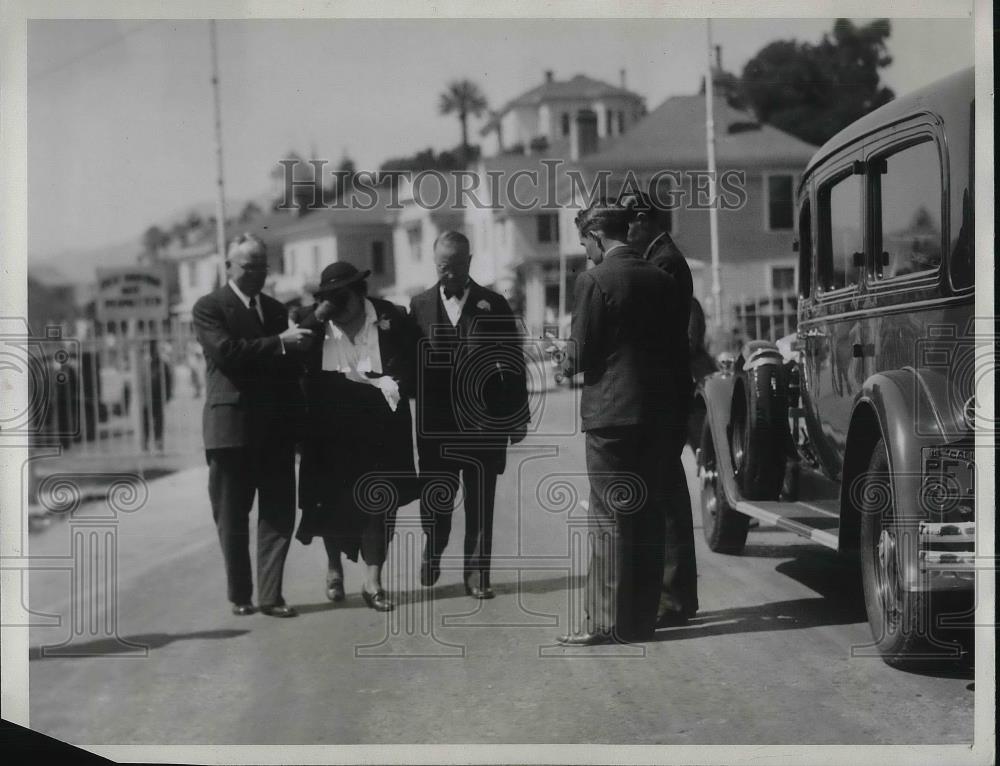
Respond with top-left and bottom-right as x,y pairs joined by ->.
410,230 -> 530,599
554,201 -> 686,645
193,233 -> 314,617
619,191 -> 699,626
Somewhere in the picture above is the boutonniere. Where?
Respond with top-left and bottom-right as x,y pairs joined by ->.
476,299 -> 491,311
375,316 -> 391,331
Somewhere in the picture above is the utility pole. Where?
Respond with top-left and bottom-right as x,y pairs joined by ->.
705,19 -> 723,333
210,20 -> 228,287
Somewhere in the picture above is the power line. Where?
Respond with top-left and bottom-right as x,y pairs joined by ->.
28,21 -> 153,83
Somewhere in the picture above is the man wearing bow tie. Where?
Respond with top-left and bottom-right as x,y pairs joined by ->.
193,233 -> 314,617
410,231 -> 530,599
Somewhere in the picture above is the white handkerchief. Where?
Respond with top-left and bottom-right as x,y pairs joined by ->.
373,375 -> 401,412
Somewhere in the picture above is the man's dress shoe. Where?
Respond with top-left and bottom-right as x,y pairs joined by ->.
420,557 -> 440,587
464,580 -> 495,600
260,604 -> 298,618
555,630 -> 616,646
325,579 -> 346,603
655,610 -> 691,628
362,589 -> 394,612
231,604 -> 255,616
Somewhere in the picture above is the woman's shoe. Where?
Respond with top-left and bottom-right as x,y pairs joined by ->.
325,578 -> 345,603
361,588 -> 394,612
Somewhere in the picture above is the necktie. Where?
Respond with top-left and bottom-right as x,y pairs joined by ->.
443,286 -> 465,300
248,295 -> 264,326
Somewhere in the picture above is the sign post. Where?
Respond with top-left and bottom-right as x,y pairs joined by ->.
95,265 -> 170,324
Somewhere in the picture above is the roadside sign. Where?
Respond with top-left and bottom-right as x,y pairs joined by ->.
95,265 -> 169,322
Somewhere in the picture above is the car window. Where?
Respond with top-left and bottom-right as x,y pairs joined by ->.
818,172 -> 862,294
875,139 -> 942,281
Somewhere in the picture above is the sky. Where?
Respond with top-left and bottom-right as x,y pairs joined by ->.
27,16 -> 974,260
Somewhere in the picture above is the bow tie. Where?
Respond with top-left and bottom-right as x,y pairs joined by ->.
443,286 -> 466,300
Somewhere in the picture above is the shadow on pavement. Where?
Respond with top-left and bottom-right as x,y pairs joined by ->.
650,596 -> 863,643
29,629 -> 249,660
294,574 -> 582,615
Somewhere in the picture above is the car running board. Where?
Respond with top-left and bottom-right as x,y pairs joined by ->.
733,499 -> 840,550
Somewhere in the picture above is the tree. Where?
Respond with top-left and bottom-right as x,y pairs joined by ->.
238,200 -> 263,224
380,144 -> 480,175
740,18 -> 894,146
141,225 -> 169,258
438,79 -> 488,165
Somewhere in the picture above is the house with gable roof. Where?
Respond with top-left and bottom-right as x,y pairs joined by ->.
558,83 -> 819,344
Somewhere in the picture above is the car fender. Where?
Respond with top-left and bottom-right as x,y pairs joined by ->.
844,369 -> 962,589
698,370 -> 745,509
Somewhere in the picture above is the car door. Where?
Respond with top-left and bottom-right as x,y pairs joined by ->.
799,148 -> 868,481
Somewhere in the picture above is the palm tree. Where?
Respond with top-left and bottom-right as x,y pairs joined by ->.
438,79 -> 488,165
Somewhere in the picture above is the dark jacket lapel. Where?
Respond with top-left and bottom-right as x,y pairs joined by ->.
456,281 -> 484,336
221,284 -> 265,338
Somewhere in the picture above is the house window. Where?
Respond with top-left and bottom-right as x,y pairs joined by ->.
818,171 -> 862,293
606,110 -> 613,136
407,225 -> 422,261
766,174 -> 795,230
770,266 -> 795,293
618,111 -> 625,134
874,138 -> 942,281
561,113 -> 570,137
371,241 -> 386,275
537,213 -> 559,243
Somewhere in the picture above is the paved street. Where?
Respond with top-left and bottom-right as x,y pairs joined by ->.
25,388 -> 973,746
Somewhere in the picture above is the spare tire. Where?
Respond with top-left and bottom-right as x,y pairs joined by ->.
729,347 -> 789,500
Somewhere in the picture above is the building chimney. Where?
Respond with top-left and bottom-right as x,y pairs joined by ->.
570,109 -> 599,161
620,68 -> 627,89
545,70 -> 554,84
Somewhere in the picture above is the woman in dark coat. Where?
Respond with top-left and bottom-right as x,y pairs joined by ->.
295,262 -> 419,612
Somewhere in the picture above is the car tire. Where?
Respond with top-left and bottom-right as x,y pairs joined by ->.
730,361 -> 788,500
859,438 -> 935,667
699,417 -> 750,554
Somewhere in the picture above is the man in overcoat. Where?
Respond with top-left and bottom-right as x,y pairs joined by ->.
410,231 -> 530,599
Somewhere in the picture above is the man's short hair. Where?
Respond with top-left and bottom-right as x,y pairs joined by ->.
433,230 -> 470,255
226,232 -> 266,263
617,189 -> 670,227
574,198 -> 632,241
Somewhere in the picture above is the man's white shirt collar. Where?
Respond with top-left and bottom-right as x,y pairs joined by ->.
439,281 -> 471,327
228,280 -> 264,322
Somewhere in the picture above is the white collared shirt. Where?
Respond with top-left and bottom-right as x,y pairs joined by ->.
439,282 -> 470,327
321,298 -> 383,375
228,280 -> 265,324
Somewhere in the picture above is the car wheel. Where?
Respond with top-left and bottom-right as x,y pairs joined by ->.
859,438 -> 934,667
700,416 -> 749,554
730,362 -> 788,500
